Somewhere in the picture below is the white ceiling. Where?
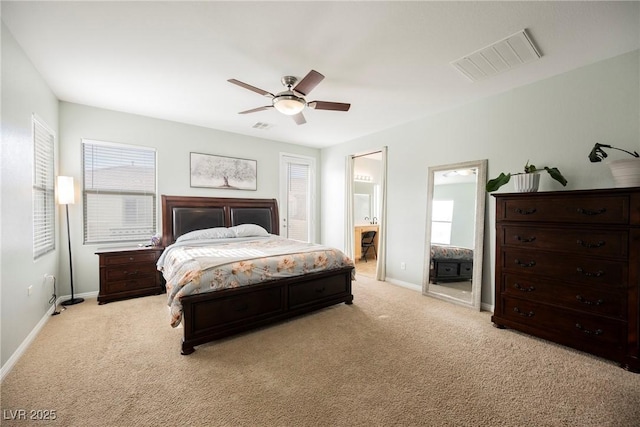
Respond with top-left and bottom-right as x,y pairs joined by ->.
3,1 -> 639,148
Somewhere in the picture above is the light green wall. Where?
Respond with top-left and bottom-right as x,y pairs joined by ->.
321,49 -> 640,306
57,102 -> 321,299
1,23 -> 60,368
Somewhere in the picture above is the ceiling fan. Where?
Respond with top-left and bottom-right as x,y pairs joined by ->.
227,70 -> 350,125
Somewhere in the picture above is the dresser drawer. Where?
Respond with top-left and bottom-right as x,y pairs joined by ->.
500,195 -> 629,224
501,249 -> 625,288
289,273 -> 349,308
104,263 -> 157,282
103,250 -> 158,265
502,273 -> 626,319
499,297 -> 626,349
502,226 -> 628,258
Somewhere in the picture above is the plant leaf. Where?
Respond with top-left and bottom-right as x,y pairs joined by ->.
544,167 -> 568,186
486,173 -> 511,192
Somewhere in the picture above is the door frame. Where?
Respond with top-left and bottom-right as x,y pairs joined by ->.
279,152 -> 316,242
346,147 -> 388,280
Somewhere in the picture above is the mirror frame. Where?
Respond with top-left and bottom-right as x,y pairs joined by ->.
422,159 -> 487,310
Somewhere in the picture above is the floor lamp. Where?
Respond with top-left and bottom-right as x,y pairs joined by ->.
58,176 -> 84,306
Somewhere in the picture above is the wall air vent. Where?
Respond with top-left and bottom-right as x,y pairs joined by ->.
452,29 -> 541,82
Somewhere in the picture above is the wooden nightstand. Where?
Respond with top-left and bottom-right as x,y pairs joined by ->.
96,246 -> 165,304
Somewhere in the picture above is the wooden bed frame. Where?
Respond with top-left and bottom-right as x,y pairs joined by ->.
161,195 -> 354,355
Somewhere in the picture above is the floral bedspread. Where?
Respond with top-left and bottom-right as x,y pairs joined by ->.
430,244 -> 473,265
157,236 -> 355,327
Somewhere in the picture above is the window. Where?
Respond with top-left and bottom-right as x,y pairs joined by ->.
431,200 -> 454,244
280,154 -> 315,242
82,139 -> 156,244
33,116 -> 55,259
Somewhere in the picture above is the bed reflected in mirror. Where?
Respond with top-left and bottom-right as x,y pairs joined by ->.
422,159 -> 487,310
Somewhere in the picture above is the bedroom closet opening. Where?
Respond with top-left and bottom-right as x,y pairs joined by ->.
348,149 -> 387,280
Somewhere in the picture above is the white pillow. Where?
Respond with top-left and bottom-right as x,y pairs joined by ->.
176,227 -> 235,242
230,224 -> 270,238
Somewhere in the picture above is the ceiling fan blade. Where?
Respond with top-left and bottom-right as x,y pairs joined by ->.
238,106 -> 273,114
228,79 -> 274,98
292,70 -> 324,96
292,112 -> 306,125
308,101 -> 351,112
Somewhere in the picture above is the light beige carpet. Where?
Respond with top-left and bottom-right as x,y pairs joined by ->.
2,276 -> 639,426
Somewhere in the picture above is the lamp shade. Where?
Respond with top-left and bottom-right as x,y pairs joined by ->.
273,95 -> 306,115
57,176 -> 75,205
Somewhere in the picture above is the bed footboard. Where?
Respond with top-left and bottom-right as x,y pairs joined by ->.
180,266 -> 354,355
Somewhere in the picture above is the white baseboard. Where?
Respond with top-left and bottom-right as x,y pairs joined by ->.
384,277 -> 422,292
0,291 -> 98,382
384,277 -> 495,313
481,302 -> 494,313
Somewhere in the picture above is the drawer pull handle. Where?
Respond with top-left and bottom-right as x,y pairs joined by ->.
575,323 -> 603,336
577,207 -> 607,216
576,267 -> 604,277
576,295 -> 604,306
514,283 -> 535,292
514,259 -> 536,268
514,235 -> 536,243
316,287 -> 326,294
129,257 -> 134,261
513,307 -> 534,317
514,208 -> 537,215
124,270 -> 139,276
576,239 -> 605,249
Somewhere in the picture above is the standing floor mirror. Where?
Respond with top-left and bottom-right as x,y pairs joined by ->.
422,159 -> 487,310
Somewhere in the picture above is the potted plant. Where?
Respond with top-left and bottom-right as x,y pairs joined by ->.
588,143 -> 640,188
486,161 -> 568,193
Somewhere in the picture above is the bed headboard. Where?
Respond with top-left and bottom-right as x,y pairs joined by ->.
161,195 -> 280,247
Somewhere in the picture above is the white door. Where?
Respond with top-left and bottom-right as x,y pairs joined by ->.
279,154 -> 315,242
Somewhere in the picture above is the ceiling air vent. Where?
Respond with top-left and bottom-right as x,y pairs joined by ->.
451,29 -> 541,82
252,122 -> 273,130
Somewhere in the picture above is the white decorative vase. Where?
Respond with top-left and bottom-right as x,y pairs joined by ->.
608,158 -> 640,188
514,173 -> 540,192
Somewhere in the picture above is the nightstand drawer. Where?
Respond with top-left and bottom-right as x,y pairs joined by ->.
106,277 -> 157,294
104,263 -> 157,282
103,251 -> 158,265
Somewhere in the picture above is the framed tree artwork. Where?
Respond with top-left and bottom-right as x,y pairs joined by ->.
190,152 -> 257,190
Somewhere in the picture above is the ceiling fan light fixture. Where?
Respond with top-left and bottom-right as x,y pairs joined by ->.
273,95 -> 306,115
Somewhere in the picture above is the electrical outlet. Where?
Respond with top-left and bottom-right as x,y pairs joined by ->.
28,285 -> 33,296
400,262 -> 406,270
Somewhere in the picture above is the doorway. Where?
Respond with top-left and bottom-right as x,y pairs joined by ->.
348,149 -> 387,279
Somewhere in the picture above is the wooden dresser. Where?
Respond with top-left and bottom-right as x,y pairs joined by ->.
96,246 -> 165,304
492,188 -> 639,372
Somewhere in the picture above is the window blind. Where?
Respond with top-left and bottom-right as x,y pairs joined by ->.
286,162 -> 310,241
33,117 -> 55,259
82,140 -> 156,244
